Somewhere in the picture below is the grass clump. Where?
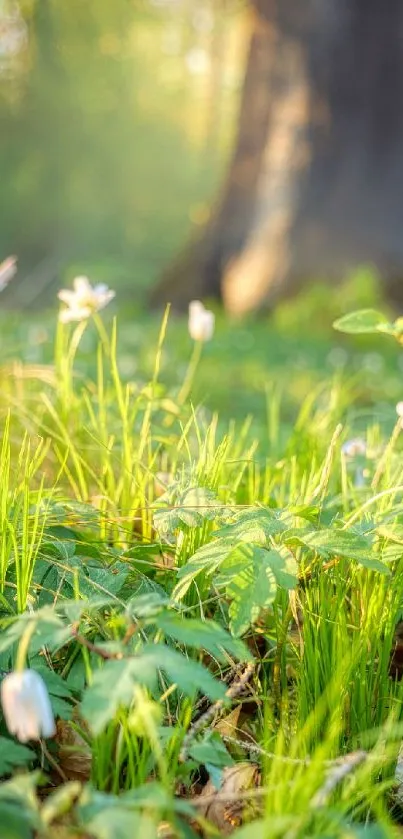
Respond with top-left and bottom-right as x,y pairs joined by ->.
0,282 -> 403,838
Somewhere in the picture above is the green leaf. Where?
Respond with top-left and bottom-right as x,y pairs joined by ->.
189,733 -> 233,770
126,591 -> 171,619
215,507 -> 286,545
0,774 -> 41,837
154,486 -> 224,535
223,545 -> 298,636
190,732 -> 233,790
173,540 -> 233,600
82,646 -> 224,734
81,657 -> 158,734
84,810 -> 157,839
333,309 -> 392,335
0,609 -> 68,656
0,803 -> 34,839
296,529 -> 390,574
143,645 -> 225,702
155,614 -> 251,662
0,738 -> 35,776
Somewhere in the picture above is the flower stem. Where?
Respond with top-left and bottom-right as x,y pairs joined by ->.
177,340 -> 203,406
15,621 -> 36,672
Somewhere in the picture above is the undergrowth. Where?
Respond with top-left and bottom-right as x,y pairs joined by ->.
0,288 -> 403,838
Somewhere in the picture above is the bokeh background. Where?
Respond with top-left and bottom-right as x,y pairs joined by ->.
0,0 -> 245,306
1,0 -> 403,439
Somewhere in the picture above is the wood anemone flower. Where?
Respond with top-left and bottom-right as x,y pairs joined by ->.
0,255 -> 17,292
341,438 -> 366,458
58,275 -> 115,323
188,300 -> 215,342
1,669 -> 56,743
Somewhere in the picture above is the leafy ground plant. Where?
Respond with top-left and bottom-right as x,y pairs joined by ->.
1,282 -> 403,837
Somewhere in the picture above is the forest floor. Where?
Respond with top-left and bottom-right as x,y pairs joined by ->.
1,271 -> 403,838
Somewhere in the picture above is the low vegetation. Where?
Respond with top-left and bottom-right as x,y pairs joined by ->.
0,273 -> 403,837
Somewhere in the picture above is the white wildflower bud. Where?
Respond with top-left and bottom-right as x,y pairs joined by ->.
58,276 -> 115,323
1,669 -> 56,742
396,402 -> 403,418
188,300 -> 215,342
0,255 -> 17,291
341,438 -> 367,458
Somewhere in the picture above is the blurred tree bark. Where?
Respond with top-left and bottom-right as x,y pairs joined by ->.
153,0 -> 403,313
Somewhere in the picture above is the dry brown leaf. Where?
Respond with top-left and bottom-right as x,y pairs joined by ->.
55,718 -> 92,782
196,762 -> 260,835
215,707 -> 242,739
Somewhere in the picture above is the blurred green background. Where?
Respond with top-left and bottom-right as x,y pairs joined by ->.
0,0 -> 246,306
1,0 -> 402,440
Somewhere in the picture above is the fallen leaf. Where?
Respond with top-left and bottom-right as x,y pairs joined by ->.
215,707 -> 242,739
196,762 -> 260,834
56,718 -> 92,782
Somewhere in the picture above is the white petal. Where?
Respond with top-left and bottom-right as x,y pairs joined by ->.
93,283 -> 109,295
73,276 -> 92,295
59,306 -> 91,323
0,256 -> 17,291
189,300 -> 204,317
28,673 -> 56,738
188,302 -> 215,341
1,670 -> 55,742
201,310 -> 215,341
58,289 -> 78,305
341,438 -> 366,458
95,291 -> 115,310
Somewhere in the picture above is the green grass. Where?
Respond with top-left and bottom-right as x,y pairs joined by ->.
1,274 -> 403,837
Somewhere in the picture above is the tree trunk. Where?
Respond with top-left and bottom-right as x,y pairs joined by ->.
153,0 -> 403,314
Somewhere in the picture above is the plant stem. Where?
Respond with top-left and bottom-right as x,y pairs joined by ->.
177,339 -> 203,406
15,620 -> 36,672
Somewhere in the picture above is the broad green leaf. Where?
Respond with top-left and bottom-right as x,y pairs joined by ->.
295,528 -> 371,557
333,309 -> 393,334
0,803 -> 34,839
81,657 -> 158,734
224,546 -> 297,636
78,783 -> 172,821
181,486 -> 222,517
189,733 -> 233,770
296,529 -> 390,575
0,609 -> 68,656
220,544 -> 298,590
173,540 -> 233,600
176,539 -> 232,577
126,591 -> 171,619
77,562 -> 128,599
215,507 -> 286,545
0,774 -> 41,838
82,646 -> 224,733
227,560 -> 276,636
155,614 -> 251,662
84,810 -> 157,839
143,645 -> 225,701
0,738 -> 34,776
153,506 -> 201,533
154,486 -> 224,535
232,818 -> 297,839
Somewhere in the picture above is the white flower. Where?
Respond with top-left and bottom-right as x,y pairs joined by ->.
341,438 -> 367,458
188,300 -> 215,342
396,402 -> 403,418
58,275 -> 115,323
0,255 -> 17,291
1,669 -> 56,742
